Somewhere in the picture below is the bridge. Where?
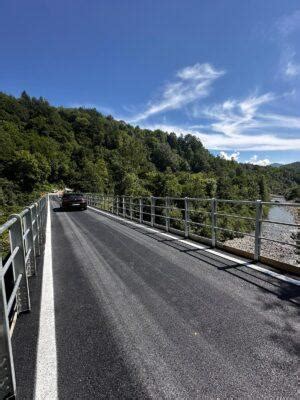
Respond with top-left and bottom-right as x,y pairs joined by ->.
1,194 -> 299,399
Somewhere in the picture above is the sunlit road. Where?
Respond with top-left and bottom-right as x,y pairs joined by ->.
13,198 -> 299,399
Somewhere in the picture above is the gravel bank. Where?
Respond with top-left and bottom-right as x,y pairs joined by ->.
225,202 -> 299,266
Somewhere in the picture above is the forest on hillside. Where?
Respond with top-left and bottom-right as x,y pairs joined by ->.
0,92 -> 299,222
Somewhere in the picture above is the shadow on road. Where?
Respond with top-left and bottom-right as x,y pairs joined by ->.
92,210 -> 300,305
53,207 -> 86,213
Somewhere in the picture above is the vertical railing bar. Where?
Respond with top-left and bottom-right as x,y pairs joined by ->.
151,196 -> 155,227
184,197 -> 189,238
211,198 -> 216,247
139,197 -> 143,223
130,197 -> 133,220
24,207 -> 37,276
254,200 -> 263,261
9,214 -> 31,313
0,258 -> 16,399
165,197 -> 170,232
122,196 -> 125,218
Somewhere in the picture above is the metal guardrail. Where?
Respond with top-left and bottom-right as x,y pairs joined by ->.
0,195 -> 48,399
86,194 -> 299,268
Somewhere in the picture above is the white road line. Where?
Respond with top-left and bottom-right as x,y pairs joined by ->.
244,263 -> 300,285
34,196 -> 58,399
88,206 -> 300,286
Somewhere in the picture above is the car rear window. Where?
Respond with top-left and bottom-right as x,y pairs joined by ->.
63,193 -> 84,199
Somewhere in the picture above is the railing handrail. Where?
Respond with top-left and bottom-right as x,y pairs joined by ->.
85,193 -> 299,267
0,195 -> 48,399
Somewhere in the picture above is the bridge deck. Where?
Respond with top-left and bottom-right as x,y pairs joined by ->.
12,198 -> 299,399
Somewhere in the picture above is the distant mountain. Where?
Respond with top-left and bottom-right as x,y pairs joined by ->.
270,162 -> 300,169
282,161 -> 300,169
270,163 -> 282,167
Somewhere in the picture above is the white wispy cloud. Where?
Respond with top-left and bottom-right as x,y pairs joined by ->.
118,58 -> 299,153
197,92 -> 300,138
276,10 -> 300,78
131,63 -> 224,122
141,123 -> 300,151
285,61 -> 300,77
277,9 -> 300,37
246,155 -> 270,166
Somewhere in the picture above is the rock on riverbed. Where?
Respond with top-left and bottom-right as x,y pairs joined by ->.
225,200 -> 299,267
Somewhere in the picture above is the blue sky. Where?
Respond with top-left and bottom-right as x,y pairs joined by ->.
0,0 -> 299,165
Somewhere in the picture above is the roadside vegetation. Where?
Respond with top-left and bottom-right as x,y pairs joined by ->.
0,91 -> 299,240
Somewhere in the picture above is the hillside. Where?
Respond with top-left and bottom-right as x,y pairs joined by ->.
0,91 -> 298,214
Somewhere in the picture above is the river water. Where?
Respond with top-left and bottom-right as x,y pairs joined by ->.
225,196 -> 299,266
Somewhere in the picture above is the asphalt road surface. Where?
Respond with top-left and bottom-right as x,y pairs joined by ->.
13,198 -> 299,399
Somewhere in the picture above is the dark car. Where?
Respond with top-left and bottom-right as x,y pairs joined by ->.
61,193 -> 87,210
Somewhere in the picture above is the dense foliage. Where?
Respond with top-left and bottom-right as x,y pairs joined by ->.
0,91 -> 299,237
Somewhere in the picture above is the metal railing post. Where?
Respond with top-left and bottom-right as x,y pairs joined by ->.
254,200 -> 263,261
184,197 -> 189,238
39,198 -> 45,243
36,200 -> 42,247
151,197 -> 155,227
24,207 -> 37,276
211,198 -> 217,247
130,197 -> 133,220
33,203 -> 41,256
116,195 -> 119,215
139,198 -> 143,223
0,258 -> 16,399
9,214 -> 31,313
122,196 -> 125,217
165,197 -> 170,232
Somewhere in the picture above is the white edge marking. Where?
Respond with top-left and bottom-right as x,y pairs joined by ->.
34,195 -> 58,399
88,205 -> 300,286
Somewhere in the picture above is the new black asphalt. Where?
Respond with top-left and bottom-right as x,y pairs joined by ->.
12,199 -> 300,399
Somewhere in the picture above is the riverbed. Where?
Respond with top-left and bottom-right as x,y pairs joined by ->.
225,196 -> 299,266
